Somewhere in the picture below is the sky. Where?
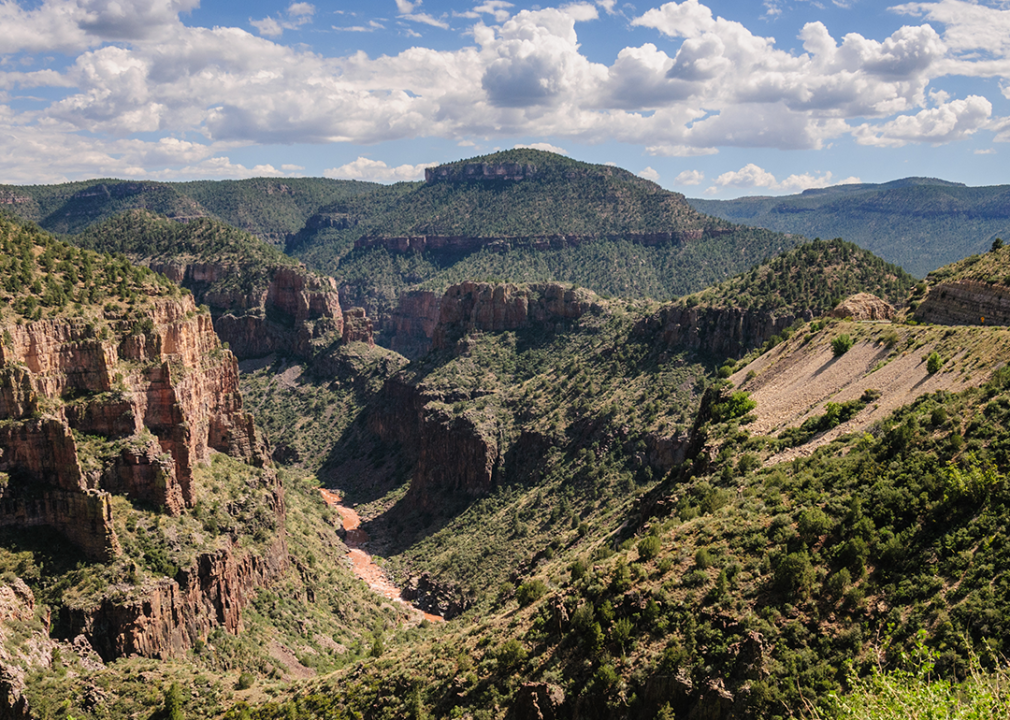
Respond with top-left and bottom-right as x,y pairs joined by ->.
3,0 -> 1010,197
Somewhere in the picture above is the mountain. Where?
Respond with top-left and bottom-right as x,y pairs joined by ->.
688,178 -> 1010,277
0,176 -> 379,243
286,149 -> 803,349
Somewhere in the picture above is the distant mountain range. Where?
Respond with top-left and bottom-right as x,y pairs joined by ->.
688,177 -> 1010,277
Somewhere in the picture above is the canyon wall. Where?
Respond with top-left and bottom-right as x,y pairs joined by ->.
0,295 -> 264,559
353,230 -> 704,256
915,279 -> 1010,326
149,263 -> 345,359
641,303 -> 812,358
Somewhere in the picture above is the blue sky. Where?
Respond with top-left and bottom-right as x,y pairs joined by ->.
2,1 -> 1010,197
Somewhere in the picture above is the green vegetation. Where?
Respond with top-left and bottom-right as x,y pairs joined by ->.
832,334 -> 855,356
689,178 -> 1010,277
0,211 -> 178,323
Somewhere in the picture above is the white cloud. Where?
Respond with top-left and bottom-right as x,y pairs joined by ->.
674,169 -> 704,185
515,142 -> 568,154
853,95 -> 992,147
324,156 -> 436,182
639,166 -> 660,181
251,2 -> 314,37
710,163 -> 860,193
0,0 -> 1004,180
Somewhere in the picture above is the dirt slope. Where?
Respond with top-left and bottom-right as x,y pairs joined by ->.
730,320 -> 1010,462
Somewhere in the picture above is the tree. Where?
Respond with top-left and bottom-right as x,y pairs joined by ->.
993,238 -> 1004,252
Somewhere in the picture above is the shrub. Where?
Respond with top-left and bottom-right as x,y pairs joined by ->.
774,551 -> 815,597
832,334 -> 854,356
926,351 -> 942,375
711,391 -> 757,422
516,579 -> 548,607
637,535 -> 662,562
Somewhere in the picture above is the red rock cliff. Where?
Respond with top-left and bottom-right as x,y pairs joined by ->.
0,295 -> 264,559
149,262 -> 345,359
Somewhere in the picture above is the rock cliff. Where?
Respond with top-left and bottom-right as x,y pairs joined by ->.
60,532 -> 288,661
641,302 -> 811,358
915,279 -> 1010,326
0,295 -> 263,559
386,290 -> 441,358
432,281 -> 600,350
151,263 -> 345,359
353,230 -> 706,256
0,579 -> 54,720
425,162 -> 537,184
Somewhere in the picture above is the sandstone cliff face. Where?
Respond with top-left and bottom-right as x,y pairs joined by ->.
0,579 -> 54,720
0,296 -> 262,559
386,290 -> 441,358
432,281 -> 600,349
148,262 -> 344,359
915,279 -> 1010,326
341,307 -> 375,346
643,302 -> 812,358
353,230 -> 704,256
61,532 -> 288,661
425,162 -> 537,184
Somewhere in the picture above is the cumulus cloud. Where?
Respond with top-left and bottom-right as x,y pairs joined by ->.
638,166 -> 660,180
707,163 -> 861,194
674,169 -> 704,185
852,95 -> 992,147
0,0 -> 1003,179
324,156 -> 436,182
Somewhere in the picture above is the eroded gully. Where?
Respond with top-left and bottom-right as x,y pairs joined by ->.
319,488 -> 444,624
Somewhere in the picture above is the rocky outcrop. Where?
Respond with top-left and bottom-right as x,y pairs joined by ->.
0,579 -> 54,720
400,572 -> 474,619
386,290 -> 441,358
0,296 -> 263,559
60,533 -> 288,661
830,293 -> 895,321
643,302 -> 813,358
433,281 -> 600,350
148,262 -> 344,359
353,230 -> 704,256
425,162 -> 537,184
341,307 -> 374,345
515,683 -> 565,720
915,279 -> 1010,326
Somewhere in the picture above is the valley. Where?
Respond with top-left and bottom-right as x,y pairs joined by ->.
2,150 -> 1010,719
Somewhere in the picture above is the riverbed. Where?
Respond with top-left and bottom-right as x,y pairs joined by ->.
319,488 -> 443,624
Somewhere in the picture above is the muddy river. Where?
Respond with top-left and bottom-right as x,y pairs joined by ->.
319,488 -> 443,623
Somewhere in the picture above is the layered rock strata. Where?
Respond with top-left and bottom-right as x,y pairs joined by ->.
149,263 -> 344,359
354,230 -> 705,256
0,296 -> 263,559
915,279 -> 1010,326
643,303 -> 812,358
386,290 -> 441,358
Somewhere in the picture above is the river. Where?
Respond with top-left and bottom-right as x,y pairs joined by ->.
319,488 -> 444,624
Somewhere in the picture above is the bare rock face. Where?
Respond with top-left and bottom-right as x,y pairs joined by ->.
432,281 -> 600,350
0,579 -> 55,720
0,296 -> 263,559
341,307 -> 375,345
149,262 -> 344,359
386,290 -> 442,358
62,532 -> 288,661
644,303 -> 812,358
830,293 -> 895,321
515,683 -> 565,720
916,279 -> 1010,326
425,162 -> 537,184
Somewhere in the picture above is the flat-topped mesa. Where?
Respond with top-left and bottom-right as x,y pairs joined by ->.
0,295 -> 264,560
432,281 -> 600,350
425,162 -> 537,184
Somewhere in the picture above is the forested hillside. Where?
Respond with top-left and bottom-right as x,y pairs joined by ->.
689,178 -> 1010,277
